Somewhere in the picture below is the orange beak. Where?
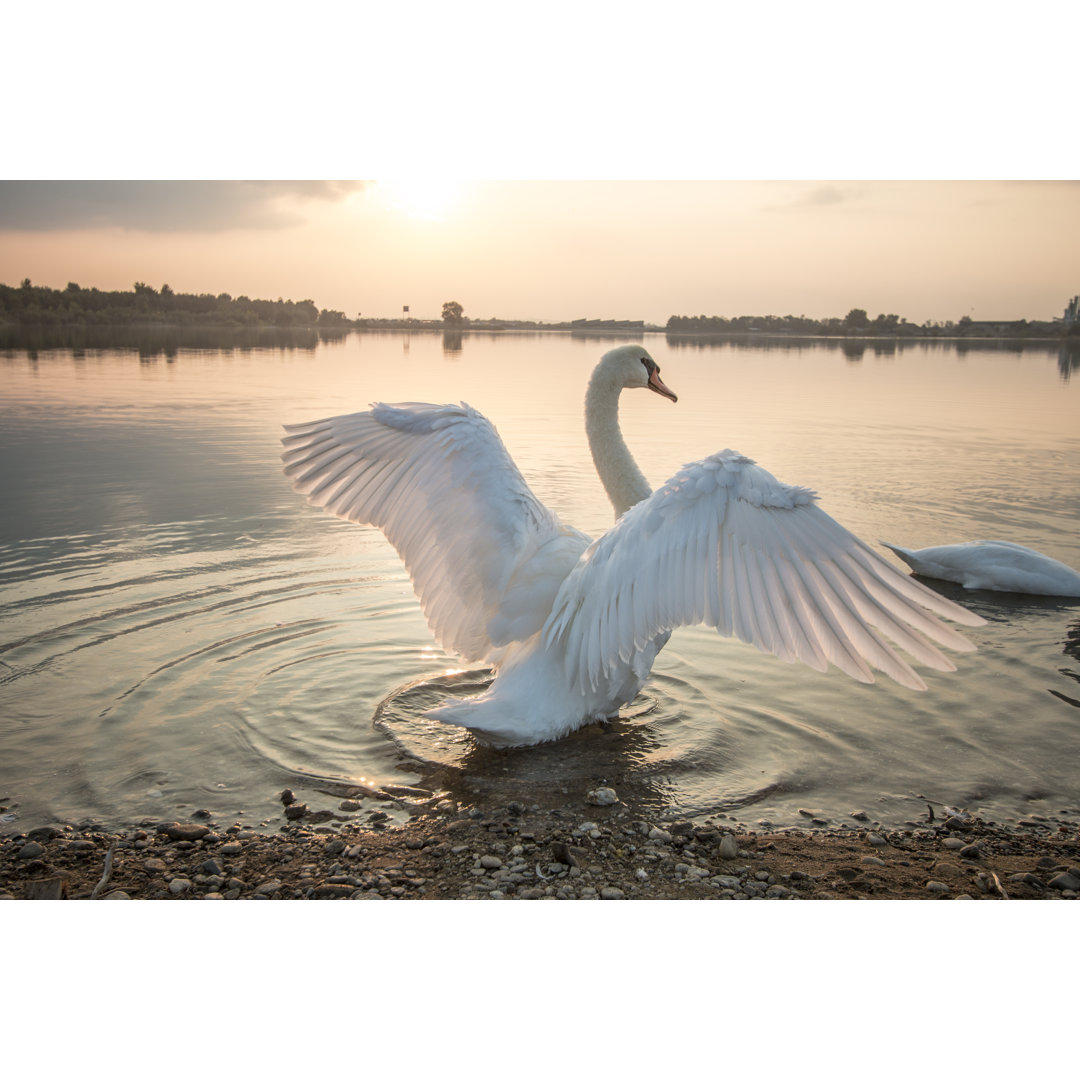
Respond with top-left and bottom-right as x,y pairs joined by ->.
647,368 -> 677,402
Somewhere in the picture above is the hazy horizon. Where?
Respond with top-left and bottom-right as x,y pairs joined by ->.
1,180 -> 1077,326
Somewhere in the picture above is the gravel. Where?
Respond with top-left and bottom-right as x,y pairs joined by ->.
3,797 -> 1077,901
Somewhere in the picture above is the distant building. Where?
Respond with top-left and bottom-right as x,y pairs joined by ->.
1062,295 -> 1079,326
570,319 -> 645,331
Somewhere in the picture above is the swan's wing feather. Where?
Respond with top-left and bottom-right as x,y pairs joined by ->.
283,402 -> 577,661
545,450 -> 984,691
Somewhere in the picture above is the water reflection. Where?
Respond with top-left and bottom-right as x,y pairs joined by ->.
0,324 -> 347,358
1059,343 -> 1080,382
1064,620 -> 1080,663
5,325 -> 1074,381
664,331 -> 1071,362
570,330 -> 646,342
920,580 -> 1080,711
1053,619 -> 1080,708
2,329 -> 1078,831
371,670 -> 732,815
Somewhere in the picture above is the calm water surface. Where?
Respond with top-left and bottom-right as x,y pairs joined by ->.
2,331 -> 1078,834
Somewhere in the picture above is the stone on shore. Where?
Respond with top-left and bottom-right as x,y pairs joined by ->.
585,787 -> 618,807
162,823 -> 210,842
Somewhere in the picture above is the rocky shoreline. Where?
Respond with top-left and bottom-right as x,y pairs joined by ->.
3,786 -> 1079,900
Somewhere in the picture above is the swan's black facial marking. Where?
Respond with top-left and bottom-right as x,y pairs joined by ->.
642,357 -> 678,402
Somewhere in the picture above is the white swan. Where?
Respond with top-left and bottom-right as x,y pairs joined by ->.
281,345 -> 984,746
882,540 -> 1080,597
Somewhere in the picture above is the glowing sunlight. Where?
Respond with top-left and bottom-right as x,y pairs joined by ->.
375,178 -> 464,222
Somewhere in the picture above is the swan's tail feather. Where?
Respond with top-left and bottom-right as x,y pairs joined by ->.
427,698 -> 534,748
880,541 -> 917,568
880,540 -> 911,555
427,698 -> 483,729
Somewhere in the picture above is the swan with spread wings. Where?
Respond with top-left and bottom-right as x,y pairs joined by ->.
281,345 -> 983,746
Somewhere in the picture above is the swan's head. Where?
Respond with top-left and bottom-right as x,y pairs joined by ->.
599,345 -> 678,402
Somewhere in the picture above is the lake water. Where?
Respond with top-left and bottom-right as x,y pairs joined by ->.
2,330 -> 1079,836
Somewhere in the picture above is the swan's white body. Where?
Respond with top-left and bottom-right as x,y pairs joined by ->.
882,540 -> 1080,597
282,346 -> 983,746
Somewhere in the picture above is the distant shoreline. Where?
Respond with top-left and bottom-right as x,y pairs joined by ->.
4,280 -> 1076,342
0,320 -> 1070,347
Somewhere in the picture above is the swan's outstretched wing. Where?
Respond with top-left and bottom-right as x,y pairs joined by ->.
544,450 -> 985,691
282,403 -> 584,662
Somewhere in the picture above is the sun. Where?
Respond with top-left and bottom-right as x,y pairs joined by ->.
376,179 -> 463,222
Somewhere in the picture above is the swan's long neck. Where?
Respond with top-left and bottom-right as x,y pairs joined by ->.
585,364 -> 652,518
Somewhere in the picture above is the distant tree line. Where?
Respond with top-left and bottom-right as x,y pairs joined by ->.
666,309 -> 906,335
667,307 -> 1073,339
6,281 -> 1073,340
0,279 -> 350,328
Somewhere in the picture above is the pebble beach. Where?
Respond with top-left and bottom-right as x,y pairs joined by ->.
4,782 -> 1079,900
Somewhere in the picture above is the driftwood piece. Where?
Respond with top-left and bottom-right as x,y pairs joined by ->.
24,876 -> 68,900
90,841 -> 118,900
988,870 -> 1009,900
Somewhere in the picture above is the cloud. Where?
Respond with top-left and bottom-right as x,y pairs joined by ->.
761,183 -> 870,212
0,180 -> 370,233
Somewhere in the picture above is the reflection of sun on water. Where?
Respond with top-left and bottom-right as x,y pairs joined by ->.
376,179 -> 463,222
419,646 -> 464,676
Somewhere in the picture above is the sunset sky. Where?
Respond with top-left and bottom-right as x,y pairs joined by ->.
5,5 -> 1077,328
2,180 -> 1078,326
